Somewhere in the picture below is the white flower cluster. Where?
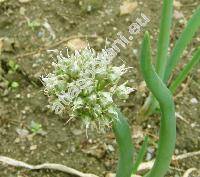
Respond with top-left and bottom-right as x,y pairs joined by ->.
42,47 -> 134,129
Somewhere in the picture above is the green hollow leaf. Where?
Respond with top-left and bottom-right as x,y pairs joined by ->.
169,48 -> 200,93
156,0 -> 173,79
164,6 -> 200,83
140,32 -> 176,177
132,136 -> 148,175
141,0 -> 174,116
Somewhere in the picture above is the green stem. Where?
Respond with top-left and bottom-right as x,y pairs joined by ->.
132,136 -> 148,175
141,32 -> 176,177
140,0 -> 173,116
164,6 -> 200,83
169,48 -> 200,94
112,108 -> 134,177
156,0 -> 173,79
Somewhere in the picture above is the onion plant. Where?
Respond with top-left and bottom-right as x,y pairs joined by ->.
141,0 -> 200,116
42,48 -> 135,177
42,40 -> 176,176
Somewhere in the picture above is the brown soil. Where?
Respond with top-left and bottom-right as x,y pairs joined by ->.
0,0 -> 199,177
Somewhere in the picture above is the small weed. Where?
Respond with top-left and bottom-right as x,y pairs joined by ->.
27,20 -> 41,31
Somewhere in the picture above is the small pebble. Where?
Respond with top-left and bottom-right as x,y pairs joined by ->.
175,149 -> 179,155
57,143 -> 62,149
30,145 -> 37,151
191,123 -> 196,128
133,49 -> 138,55
120,1 -> 138,15
70,146 -> 76,153
146,147 -> 155,161
71,129 -> 83,136
107,144 -> 115,152
190,98 -> 198,104
19,7 -> 26,15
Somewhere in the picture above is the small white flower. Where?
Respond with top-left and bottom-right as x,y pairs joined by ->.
107,106 -> 118,119
93,104 -> 102,115
88,94 -> 97,101
58,92 -> 70,105
109,64 -> 127,81
73,97 -> 84,111
71,61 -> 80,74
51,100 -> 65,115
115,82 -> 135,99
42,74 -> 62,90
99,92 -> 113,106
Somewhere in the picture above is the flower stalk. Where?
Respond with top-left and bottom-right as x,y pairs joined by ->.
112,108 -> 134,177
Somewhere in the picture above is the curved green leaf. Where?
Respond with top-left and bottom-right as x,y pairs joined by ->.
140,32 -> 176,177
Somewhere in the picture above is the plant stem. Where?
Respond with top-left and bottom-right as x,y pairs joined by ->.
164,6 -> 200,83
156,0 -> 173,79
169,48 -> 200,94
141,32 -> 176,177
112,108 -> 134,177
132,136 -> 148,175
140,0 -> 173,116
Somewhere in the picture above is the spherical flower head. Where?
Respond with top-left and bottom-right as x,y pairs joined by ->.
42,46 -> 135,130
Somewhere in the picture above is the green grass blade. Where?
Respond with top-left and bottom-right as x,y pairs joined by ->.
156,0 -> 173,79
132,136 -> 148,175
140,32 -> 176,177
169,48 -> 200,93
112,108 -> 134,177
164,6 -> 200,82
